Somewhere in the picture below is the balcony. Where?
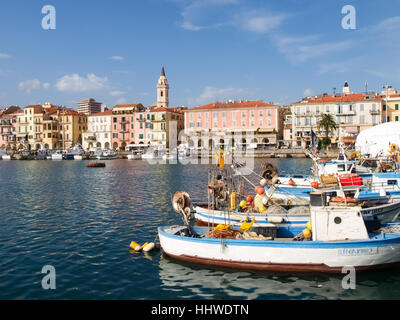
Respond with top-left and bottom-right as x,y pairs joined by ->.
370,110 -> 380,115
337,111 -> 355,116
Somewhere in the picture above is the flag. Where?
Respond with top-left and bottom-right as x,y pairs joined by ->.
311,130 -> 321,151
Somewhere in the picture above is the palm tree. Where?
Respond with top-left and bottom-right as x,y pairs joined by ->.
318,113 -> 337,149
318,113 -> 337,137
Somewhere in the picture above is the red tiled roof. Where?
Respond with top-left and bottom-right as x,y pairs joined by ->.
114,104 -> 143,109
152,107 -> 185,113
187,100 -> 278,111
292,93 -> 382,105
90,110 -> 113,116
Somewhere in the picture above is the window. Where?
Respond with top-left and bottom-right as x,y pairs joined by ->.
233,120 -> 236,127
242,120 -> 246,126
259,119 -> 263,126
250,110 -> 254,117
131,124 -> 134,129
396,104 -> 399,110
360,104 -> 364,111
396,116 -> 399,121
140,114 -> 143,120
113,117 -> 117,123
197,122 -> 201,127
259,110 -> 263,116
189,122 -> 194,128
268,119 -> 271,126
383,105 -> 387,111
139,134 -> 143,139
197,113 -> 201,119
213,112 -> 218,119
190,113 -> 194,120
326,105 -> 330,113
267,110 -> 271,116
250,120 -> 254,126
223,120 -> 226,127
147,114 -> 150,120
222,112 -> 227,118
360,115 -> 365,124
131,132 -> 134,138
242,111 -> 246,117
205,112 -> 209,118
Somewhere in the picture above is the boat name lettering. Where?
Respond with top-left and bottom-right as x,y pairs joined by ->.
338,247 -> 378,256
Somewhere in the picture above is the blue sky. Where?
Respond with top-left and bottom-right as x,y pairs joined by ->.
0,0 -> 399,109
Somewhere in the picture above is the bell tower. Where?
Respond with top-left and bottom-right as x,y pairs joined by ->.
157,66 -> 169,108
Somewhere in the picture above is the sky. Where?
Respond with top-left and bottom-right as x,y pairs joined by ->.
0,0 -> 399,110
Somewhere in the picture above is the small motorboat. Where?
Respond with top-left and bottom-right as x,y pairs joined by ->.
87,162 -> 106,167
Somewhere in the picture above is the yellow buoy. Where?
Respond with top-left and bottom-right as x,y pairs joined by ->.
239,200 -> 247,208
143,242 -> 155,252
135,242 -> 149,251
306,222 -> 312,231
303,228 -> 312,239
257,205 -> 266,213
214,224 -> 230,231
129,241 -> 140,250
240,217 -> 255,232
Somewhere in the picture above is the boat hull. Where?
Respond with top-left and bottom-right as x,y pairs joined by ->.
158,225 -> 400,273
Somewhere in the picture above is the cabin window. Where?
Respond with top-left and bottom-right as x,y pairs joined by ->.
388,180 -> 398,185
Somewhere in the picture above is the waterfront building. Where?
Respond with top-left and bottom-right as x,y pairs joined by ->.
381,93 -> 400,123
184,100 -> 282,150
147,106 -> 185,149
110,104 -> 146,150
290,82 -> 382,148
76,98 -> 102,116
16,104 -> 87,150
283,113 -> 293,147
0,106 -> 20,149
83,109 -> 113,150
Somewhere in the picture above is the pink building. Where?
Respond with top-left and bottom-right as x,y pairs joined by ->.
184,100 -> 283,149
0,106 -> 20,148
110,103 -> 146,150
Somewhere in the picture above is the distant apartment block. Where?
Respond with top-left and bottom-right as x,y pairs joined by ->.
76,98 -> 102,115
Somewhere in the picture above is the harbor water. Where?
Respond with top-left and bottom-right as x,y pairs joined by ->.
1,158 -> 400,300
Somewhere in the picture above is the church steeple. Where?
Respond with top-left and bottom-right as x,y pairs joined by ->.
157,66 -> 169,108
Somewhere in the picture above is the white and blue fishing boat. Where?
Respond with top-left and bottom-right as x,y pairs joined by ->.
160,198 -> 400,273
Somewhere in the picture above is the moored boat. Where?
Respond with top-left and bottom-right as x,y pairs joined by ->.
159,203 -> 400,273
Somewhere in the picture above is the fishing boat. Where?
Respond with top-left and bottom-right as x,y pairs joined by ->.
51,150 -> 64,160
97,149 -> 117,160
160,191 -> 400,273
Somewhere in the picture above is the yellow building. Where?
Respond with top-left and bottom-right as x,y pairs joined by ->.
149,106 -> 186,149
18,104 -> 87,150
383,94 -> 400,122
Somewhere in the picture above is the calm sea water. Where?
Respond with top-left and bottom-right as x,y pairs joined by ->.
1,158 -> 400,300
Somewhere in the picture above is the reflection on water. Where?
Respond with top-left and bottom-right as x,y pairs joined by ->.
159,255 -> 400,300
1,158 -> 400,299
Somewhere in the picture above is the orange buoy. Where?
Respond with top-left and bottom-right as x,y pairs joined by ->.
246,195 -> 253,203
256,186 -> 265,195
288,179 -> 295,186
311,181 -> 319,189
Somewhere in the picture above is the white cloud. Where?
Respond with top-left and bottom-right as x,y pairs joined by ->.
109,56 -> 124,61
18,79 -> 45,94
110,90 -> 125,96
55,73 -> 108,92
0,52 -> 10,59
42,82 -> 51,89
180,0 -> 238,31
115,97 -> 127,104
236,10 -> 287,34
303,88 -> 314,97
188,86 -> 258,106
274,35 -> 352,65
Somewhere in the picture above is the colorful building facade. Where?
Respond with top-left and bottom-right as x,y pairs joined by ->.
0,106 -> 20,149
83,110 -> 113,150
184,100 -> 282,149
290,83 -> 382,148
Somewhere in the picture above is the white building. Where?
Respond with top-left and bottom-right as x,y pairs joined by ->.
82,110 -> 112,150
290,83 -> 382,148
